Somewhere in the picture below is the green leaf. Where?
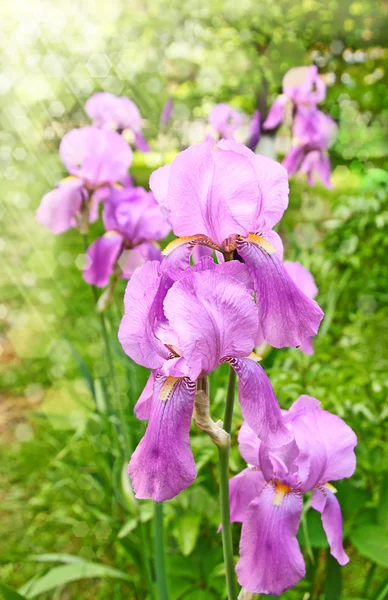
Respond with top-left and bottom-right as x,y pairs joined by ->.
68,343 -> 96,401
373,579 -> 388,600
112,457 -> 136,513
350,525 -> 388,567
19,561 -> 131,598
298,509 -> 328,549
324,551 -> 342,600
118,518 -> 138,539
377,473 -> 388,529
173,514 -> 202,556
27,554 -> 86,564
0,583 -> 27,600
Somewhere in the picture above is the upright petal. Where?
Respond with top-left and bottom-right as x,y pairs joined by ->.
149,163 -> 172,218
36,179 -> 84,234
118,260 -> 169,368
217,139 -> 289,231
237,482 -> 305,595
166,140 -> 260,246
83,232 -> 124,287
229,468 -> 265,523
287,395 -> 357,490
209,103 -> 241,139
163,265 -> 259,380
128,375 -> 197,501
59,126 -> 132,186
226,357 -> 292,447
311,487 -> 349,565
236,238 -> 324,349
263,95 -> 288,129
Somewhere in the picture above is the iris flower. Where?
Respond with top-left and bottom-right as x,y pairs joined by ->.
36,126 -> 132,234
150,138 -> 324,350
85,92 -> 150,152
263,65 -> 326,130
230,395 -> 357,595
118,257 -> 292,501
209,103 -> 242,140
283,108 -> 338,189
83,185 -> 170,287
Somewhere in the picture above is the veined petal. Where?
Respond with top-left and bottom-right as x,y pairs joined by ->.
134,371 -> 155,420
59,126 -> 132,186
311,486 -> 349,565
238,421 -> 261,466
236,238 -> 324,349
217,140 -> 289,231
83,232 -> 123,288
165,140 -> 260,246
226,357 -> 292,447
229,468 -> 265,523
284,261 -> 318,299
36,179 -> 84,234
236,482 -> 305,595
118,260 -> 169,368
128,375 -> 197,501
163,265 -> 259,380
287,395 -> 357,491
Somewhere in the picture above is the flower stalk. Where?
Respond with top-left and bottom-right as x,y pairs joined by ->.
154,502 -> 169,600
218,365 -> 238,600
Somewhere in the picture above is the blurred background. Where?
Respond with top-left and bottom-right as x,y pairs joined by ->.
0,1 -> 387,599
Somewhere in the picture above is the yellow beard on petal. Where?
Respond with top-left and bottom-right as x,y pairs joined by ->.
273,480 -> 292,506
246,233 -> 277,255
324,482 -> 337,494
162,235 -> 220,256
159,377 -> 181,401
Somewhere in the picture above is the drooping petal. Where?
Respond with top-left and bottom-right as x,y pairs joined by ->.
128,375 -> 197,501
282,145 -> 305,176
134,371 -> 155,420
36,179 -> 84,234
165,140 -> 260,247
229,468 -> 265,523
246,110 -> 261,151
134,131 -> 150,152
83,232 -> 124,287
163,265 -> 259,380
59,126 -> 132,186
119,242 -> 162,279
238,422 -> 261,466
236,238 -> 324,349
299,337 -> 314,355
217,139 -> 289,231
227,357 -> 292,447
311,486 -> 349,565
236,482 -> 305,595
300,151 -> 332,189
263,95 -> 288,129
287,395 -> 357,490
283,261 -> 318,299
118,260 -> 169,368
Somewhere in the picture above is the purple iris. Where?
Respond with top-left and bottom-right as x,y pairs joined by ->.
283,108 -> 338,189
36,126 -> 132,234
160,98 -> 173,130
118,257 -> 293,501
263,65 -> 326,130
209,103 -> 242,139
230,395 -> 357,595
283,261 -> 318,354
246,110 -> 261,151
150,139 -> 324,349
83,185 -> 171,287
85,92 -> 150,152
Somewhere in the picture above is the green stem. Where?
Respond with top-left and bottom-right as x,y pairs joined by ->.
218,365 -> 238,600
154,502 -> 169,600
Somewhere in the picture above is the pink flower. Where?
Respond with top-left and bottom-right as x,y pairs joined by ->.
150,139 -> 324,350
209,103 -> 242,139
36,127 -> 132,234
231,396 -> 357,595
